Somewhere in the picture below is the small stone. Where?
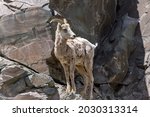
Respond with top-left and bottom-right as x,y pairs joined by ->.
14,92 -> 48,100
28,73 -> 54,88
42,87 -> 57,96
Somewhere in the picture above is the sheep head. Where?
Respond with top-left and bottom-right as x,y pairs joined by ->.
48,15 -> 76,39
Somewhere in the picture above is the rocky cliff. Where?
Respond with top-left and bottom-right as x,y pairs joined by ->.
0,0 -> 150,99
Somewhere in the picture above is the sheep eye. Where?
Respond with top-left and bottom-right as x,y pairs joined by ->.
63,29 -> 68,33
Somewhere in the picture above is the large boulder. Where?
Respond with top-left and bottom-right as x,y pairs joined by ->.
0,7 -> 54,74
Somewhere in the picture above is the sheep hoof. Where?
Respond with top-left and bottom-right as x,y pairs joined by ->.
66,88 -> 71,94
71,89 -> 76,95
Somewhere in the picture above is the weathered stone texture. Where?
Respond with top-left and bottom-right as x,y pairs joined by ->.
0,0 -> 150,100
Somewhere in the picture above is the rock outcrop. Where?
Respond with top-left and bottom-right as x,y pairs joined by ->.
0,56 -> 59,100
49,0 -> 150,99
0,2 -> 66,84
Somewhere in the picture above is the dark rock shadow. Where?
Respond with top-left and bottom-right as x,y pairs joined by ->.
94,0 -> 149,99
118,0 -> 148,99
46,49 -> 66,85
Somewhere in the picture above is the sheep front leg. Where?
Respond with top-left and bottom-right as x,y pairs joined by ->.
62,64 -> 72,94
69,61 -> 76,94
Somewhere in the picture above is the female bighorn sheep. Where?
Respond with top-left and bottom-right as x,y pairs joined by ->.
48,16 -> 96,99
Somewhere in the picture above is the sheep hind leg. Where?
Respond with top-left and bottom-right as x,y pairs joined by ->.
87,70 -> 94,100
76,65 -> 89,98
85,61 -> 94,100
62,64 -> 72,94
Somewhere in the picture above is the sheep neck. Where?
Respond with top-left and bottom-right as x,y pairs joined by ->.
55,33 -> 68,48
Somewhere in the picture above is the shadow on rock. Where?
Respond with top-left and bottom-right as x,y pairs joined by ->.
94,0 -> 149,99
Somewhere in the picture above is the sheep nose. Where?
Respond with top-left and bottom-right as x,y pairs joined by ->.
72,35 -> 76,38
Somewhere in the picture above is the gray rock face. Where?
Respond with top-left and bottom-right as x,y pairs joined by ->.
0,7 -> 54,74
94,15 -> 139,87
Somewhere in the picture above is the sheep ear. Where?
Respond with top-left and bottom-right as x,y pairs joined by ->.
57,23 -> 62,30
63,19 -> 68,24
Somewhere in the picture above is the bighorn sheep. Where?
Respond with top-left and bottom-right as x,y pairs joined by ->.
48,16 -> 96,99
